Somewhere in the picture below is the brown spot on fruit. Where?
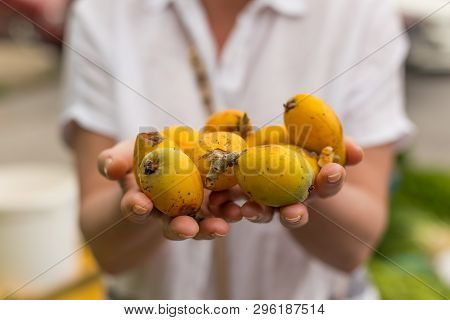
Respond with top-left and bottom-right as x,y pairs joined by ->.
143,156 -> 159,175
180,205 -> 198,216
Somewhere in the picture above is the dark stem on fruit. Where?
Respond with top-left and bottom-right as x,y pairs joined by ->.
283,98 -> 297,112
237,112 -> 251,138
142,131 -> 164,147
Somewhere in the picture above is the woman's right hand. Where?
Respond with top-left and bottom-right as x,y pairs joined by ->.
97,139 -> 233,240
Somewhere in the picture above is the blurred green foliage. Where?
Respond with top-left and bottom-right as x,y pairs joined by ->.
370,257 -> 449,299
369,156 -> 450,299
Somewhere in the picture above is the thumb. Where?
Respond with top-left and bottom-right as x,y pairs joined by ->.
313,163 -> 346,198
98,139 -> 134,180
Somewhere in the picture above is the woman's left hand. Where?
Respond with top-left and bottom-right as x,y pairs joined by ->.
207,137 -> 364,228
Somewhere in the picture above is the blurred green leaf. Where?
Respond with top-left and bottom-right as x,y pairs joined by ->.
397,167 -> 450,223
369,257 -> 450,300
369,157 -> 450,299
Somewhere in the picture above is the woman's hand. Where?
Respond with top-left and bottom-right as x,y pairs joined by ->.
98,137 -> 363,239
97,139 -> 233,240
208,137 -> 364,228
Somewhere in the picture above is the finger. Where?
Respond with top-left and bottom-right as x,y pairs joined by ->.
200,189 -> 213,217
215,201 -> 243,223
344,137 -> 364,166
98,139 -> 134,180
314,163 -> 346,198
120,189 -> 154,223
194,217 -> 230,240
208,185 -> 244,211
162,215 -> 200,241
241,200 -> 274,223
279,203 -> 309,229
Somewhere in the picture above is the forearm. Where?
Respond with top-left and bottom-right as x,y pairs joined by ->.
291,183 -> 387,272
80,186 -> 164,274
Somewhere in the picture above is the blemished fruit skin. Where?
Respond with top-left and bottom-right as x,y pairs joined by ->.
133,131 -> 177,189
138,147 -> 204,217
235,145 -> 315,207
284,94 -> 346,165
192,131 -> 247,191
285,145 -> 320,178
203,109 -> 252,139
246,124 -> 289,146
161,125 -> 200,159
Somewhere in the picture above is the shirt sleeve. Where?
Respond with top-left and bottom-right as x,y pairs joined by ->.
61,1 -> 117,144
341,1 -> 415,149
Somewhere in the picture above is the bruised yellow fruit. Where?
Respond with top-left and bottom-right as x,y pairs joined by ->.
138,147 -> 204,217
285,145 -> 320,178
284,94 -> 346,165
235,145 -> 315,207
298,148 -> 320,177
161,125 -> 199,159
192,131 -> 247,191
287,145 -> 335,175
133,131 -> 177,188
203,109 -> 252,138
246,124 -> 289,146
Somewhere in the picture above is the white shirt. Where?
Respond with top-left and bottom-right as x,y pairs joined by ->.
62,0 -> 413,299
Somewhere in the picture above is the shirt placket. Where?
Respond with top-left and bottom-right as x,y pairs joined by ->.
174,0 -> 261,111
216,9 -> 257,109
172,0 -> 223,110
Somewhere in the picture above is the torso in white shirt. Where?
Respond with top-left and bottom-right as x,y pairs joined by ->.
63,0 -> 413,299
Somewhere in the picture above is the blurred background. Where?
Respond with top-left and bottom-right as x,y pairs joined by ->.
0,0 -> 449,300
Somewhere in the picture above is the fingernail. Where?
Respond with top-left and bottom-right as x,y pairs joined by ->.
211,232 -> 226,238
133,204 -> 149,215
327,172 -> 342,183
103,157 -> 112,178
177,233 -> 194,239
246,215 -> 261,222
283,215 -> 302,224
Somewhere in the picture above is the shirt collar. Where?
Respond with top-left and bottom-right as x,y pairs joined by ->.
256,0 -> 307,17
146,0 -> 172,11
146,0 -> 307,17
